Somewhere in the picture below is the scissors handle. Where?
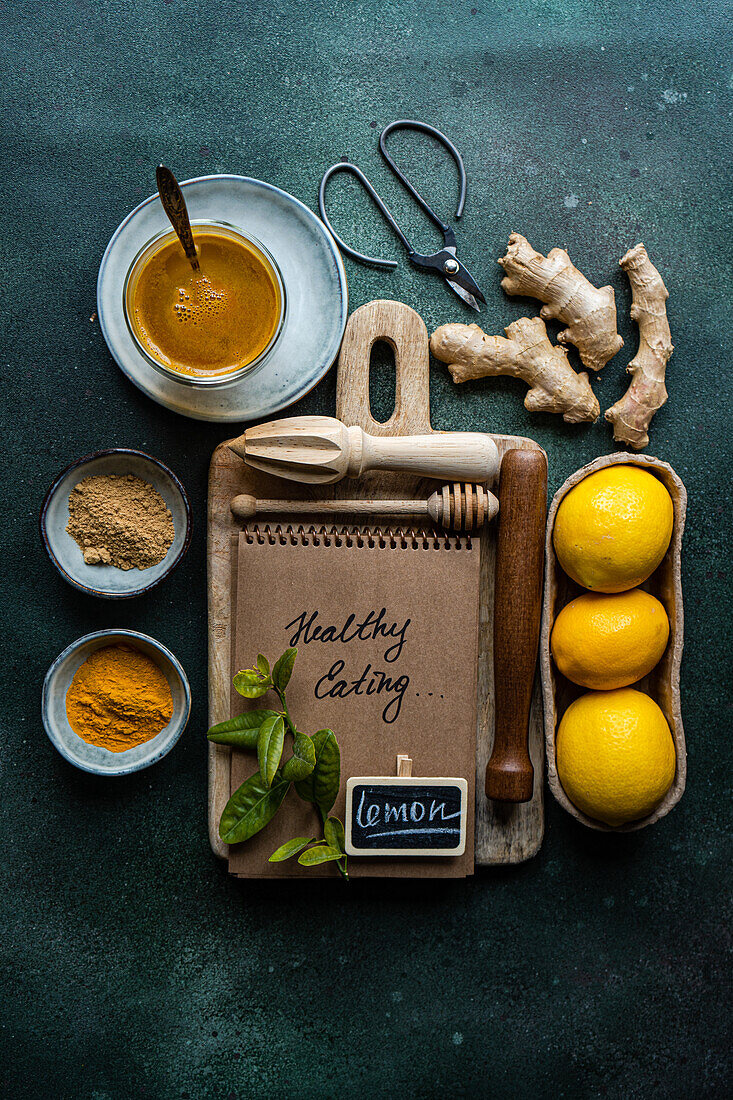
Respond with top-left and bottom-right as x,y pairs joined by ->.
379,119 -> 467,235
318,162 -> 411,268
318,122 -> 470,271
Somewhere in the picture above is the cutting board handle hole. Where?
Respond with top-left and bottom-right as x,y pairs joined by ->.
368,339 -> 397,425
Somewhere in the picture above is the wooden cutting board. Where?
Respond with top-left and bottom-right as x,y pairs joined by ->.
207,299 -> 545,867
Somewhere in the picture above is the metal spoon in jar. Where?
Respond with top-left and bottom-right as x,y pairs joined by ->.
155,165 -> 200,272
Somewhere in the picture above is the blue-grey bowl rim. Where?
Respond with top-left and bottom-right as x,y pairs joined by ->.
41,627 -> 192,776
39,448 -> 192,599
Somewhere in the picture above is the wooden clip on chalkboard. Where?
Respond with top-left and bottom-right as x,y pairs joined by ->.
345,755 -> 468,858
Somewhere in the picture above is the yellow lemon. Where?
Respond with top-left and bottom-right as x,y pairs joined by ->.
556,688 -> 676,826
551,589 -> 669,690
553,466 -> 673,592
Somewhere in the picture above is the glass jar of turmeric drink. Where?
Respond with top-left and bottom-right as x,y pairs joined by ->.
123,221 -> 286,386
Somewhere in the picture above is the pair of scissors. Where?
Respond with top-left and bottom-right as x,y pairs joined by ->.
318,120 -> 486,312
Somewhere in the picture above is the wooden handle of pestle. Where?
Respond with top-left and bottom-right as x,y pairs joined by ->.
485,449 -> 547,803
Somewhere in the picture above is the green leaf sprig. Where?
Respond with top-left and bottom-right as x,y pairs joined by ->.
207,648 -> 348,879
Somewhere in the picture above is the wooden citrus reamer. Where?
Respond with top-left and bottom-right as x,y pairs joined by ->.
228,415 -> 500,485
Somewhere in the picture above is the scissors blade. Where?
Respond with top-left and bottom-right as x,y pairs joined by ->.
442,247 -> 486,309
445,277 -> 483,312
409,246 -> 486,310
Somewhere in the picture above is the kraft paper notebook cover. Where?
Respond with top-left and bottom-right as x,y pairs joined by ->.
228,525 -> 480,879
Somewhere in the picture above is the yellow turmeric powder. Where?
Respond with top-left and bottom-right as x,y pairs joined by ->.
66,644 -> 173,753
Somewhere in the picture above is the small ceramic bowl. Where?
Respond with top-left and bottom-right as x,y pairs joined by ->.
40,449 -> 191,598
42,629 -> 191,776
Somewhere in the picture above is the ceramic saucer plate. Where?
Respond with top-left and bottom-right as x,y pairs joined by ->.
42,629 -> 190,776
97,175 -> 348,422
40,449 -> 191,598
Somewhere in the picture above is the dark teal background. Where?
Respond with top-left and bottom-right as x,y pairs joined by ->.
1,2 -> 731,1097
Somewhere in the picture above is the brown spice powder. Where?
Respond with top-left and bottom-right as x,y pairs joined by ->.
67,473 -> 175,570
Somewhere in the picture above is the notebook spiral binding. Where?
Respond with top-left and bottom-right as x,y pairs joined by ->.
241,524 -> 472,550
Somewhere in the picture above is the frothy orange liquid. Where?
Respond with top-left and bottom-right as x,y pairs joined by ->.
131,229 -> 281,376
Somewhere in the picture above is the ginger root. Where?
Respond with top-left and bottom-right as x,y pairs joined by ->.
430,317 -> 600,424
498,233 -> 623,372
605,244 -> 673,451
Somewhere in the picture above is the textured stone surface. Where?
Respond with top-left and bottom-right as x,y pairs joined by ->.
1,1 -> 731,1097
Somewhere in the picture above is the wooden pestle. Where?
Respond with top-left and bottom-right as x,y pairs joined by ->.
228,415 -> 500,486
230,483 -> 499,531
485,449 -> 547,803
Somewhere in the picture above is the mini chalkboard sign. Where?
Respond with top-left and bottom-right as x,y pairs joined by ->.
345,759 -> 467,857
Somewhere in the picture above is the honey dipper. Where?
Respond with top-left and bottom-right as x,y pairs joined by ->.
230,483 -> 499,531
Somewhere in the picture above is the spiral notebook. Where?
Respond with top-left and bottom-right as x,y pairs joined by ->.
228,523 -> 481,878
